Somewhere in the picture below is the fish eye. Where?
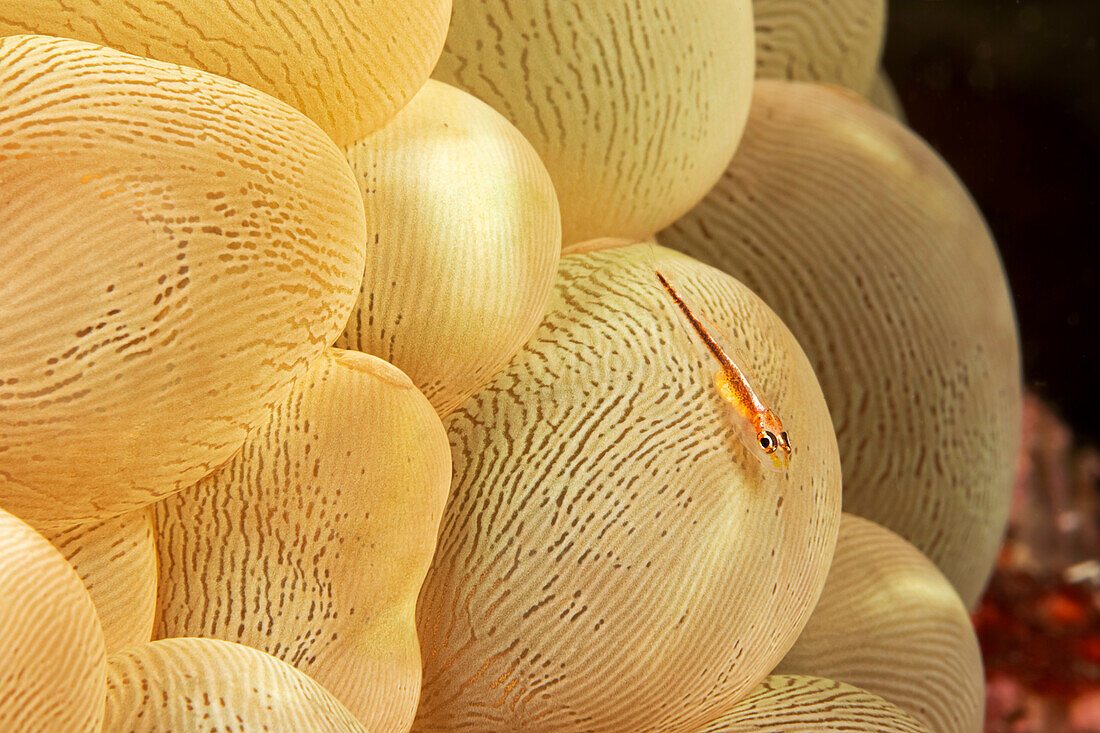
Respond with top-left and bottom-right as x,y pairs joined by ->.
759,432 -> 777,453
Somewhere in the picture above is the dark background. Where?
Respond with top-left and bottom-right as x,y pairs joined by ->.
884,0 -> 1100,443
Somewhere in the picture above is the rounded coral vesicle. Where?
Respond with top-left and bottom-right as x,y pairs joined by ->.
434,0 -> 756,245
154,348 -> 452,732
104,638 -> 368,732
775,514 -> 985,733
414,243 -> 841,731
694,675 -> 929,732
40,507 -> 158,654
338,80 -> 562,418
0,35 -> 367,527
0,0 -> 452,145
0,507 -> 106,732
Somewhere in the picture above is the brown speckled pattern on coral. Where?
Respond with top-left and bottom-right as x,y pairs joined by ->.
0,35 -> 367,527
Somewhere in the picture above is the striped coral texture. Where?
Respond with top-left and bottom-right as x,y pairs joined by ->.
104,638 -> 367,732
155,349 -> 452,732
776,515 -> 985,733
0,0 -> 452,145
0,508 -> 105,732
414,244 -> 841,731
41,507 -> 157,654
434,0 -> 755,244
754,0 -> 886,92
660,81 -> 1021,608
695,675 -> 929,732
0,35 -> 366,527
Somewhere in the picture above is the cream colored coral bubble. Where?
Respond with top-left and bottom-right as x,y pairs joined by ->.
754,0 -> 886,93
776,514 -> 985,733
338,80 -> 561,417
0,0 -> 451,145
0,35 -> 366,527
660,81 -> 1021,607
104,638 -> 367,732
40,507 -> 157,654
434,0 -> 755,245
414,243 -> 841,731
0,508 -> 106,732
695,675 -> 928,732
156,348 -> 451,732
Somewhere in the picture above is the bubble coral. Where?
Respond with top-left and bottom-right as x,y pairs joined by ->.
0,6 -> 1027,731
775,514 -> 985,733
414,243 -> 841,731
0,0 -> 452,145
0,507 -> 105,732
753,0 -> 886,93
434,0 -> 755,245
0,35 -> 367,527
660,80 -> 1021,608
40,507 -> 157,654
694,675 -> 929,732
104,638 -> 368,732
339,79 -> 561,417
155,348 -> 451,731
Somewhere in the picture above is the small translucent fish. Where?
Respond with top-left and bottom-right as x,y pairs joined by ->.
648,249 -> 792,471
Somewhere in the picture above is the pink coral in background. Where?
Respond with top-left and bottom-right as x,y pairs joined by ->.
977,392 -> 1100,732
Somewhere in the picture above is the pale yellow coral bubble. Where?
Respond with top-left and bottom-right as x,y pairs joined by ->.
435,0 -> 755,245
754,0 -> 886,93
695,675 -> 929,732
0,36 -> 367,528
0,0 -> 451,145
414,243 -> 841,731
660,81 -> 1021,607
0,508 -> 106,732
775,514 -> 985,733
104,638 -> 367,732
40,507 -> 157,654
155,348 -> 451,731
338,80 -> 562,417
